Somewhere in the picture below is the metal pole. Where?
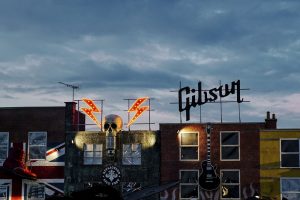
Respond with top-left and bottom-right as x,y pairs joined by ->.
148,98 -> 151,131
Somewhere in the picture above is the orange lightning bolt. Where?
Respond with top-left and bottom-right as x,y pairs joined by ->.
80,98 -> 101,129
127,97 -> 149,127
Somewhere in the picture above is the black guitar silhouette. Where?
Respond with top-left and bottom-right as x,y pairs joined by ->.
199,123 -> 220,191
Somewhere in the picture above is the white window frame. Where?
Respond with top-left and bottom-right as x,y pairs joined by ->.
26,182 -> 45,200
83,143 -> 103,165
220,131 -> 240,161
281,177 -> 300,200
0,179 -> 12,200
122,143 -> 142,165
28,132 -> 47,161
179,169 -> 199,200
0,132 -> 9,166
220,169 -> 240,200
280,138 -> 300,168
179,132 -> 199,161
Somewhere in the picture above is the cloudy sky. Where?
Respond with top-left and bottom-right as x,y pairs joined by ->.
1,0 -> 300,130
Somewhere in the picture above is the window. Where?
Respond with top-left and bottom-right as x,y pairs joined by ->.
0,185 -> 8,200
221,170 -> 240,199
0,180 -> 11,200
180,132 -> 198,161
83,144 -> 103,165
281,139 -> 300,168
28,132 -> 47,160
0,132 -> 9,166
220,132 -> 240,161
281,178 -> 300,200
27,183 -> 45,200
123,144 -> 141,165
179,170 -> 199,199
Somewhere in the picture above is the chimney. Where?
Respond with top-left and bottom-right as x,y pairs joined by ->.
265,111 -> 277,129
65,102 -> 77,131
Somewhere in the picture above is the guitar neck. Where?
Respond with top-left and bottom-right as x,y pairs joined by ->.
206,125 -> 211,164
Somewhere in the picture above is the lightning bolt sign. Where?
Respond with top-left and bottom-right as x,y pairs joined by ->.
80,98 -> 102,129
127,97 -> 149,127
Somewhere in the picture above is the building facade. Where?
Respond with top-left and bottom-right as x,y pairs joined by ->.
64,107 -> 160,199
0,104 -> 84,200
260,129 -> 300,200
160,113 -> 277,200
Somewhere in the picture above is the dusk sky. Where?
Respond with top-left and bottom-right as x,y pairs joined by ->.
1,1 -> 300,130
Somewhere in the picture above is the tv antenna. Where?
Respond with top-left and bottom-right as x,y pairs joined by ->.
58,82 -> 79,101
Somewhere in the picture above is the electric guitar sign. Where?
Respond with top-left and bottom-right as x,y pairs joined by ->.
198,123 -> 220,191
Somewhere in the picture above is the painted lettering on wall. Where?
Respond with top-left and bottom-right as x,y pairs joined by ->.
178,80 -> 244,121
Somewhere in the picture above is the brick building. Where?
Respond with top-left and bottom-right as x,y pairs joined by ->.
160,112 -> 277,200
0,104 -> 84,200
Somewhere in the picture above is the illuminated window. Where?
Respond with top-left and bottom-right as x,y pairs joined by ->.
281,139 -> 300,168
180,132 -> 198,161
179,170 -> 199,199
281,178 -> 300,199
28,132 -> 47,160
221,170 -> 240,199
27,183 -> 45,200
83,144 -> 103,165
123,144 -> 141,165
0,132 -> 9,166
220,132 -> 240,161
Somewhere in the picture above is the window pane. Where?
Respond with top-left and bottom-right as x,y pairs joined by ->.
221,132 -> 238,145
282,179 -> 300,192
221,185 -> 239,198
29,146 -> 46,159
282,193 -> 300,200
0,133 -> 8,145
222,147 -> 239,160
84,157 -> 93,165
123,145 -> 131,153
282,140 -> 299,152
181,147 -> 198,160
0,186 -> 7,198
123,144 -> 142,165
180,185 -> 198,198
84,152 -> 93,157
94,152 -> 102,157
0,147 -> 7,160
181,133 -> 198,145
222,171 -> 239,183
282,154 -> 299,167
28,184 -> 45,199
94,144 -> 102,151
180,171 -> 198,183
29,132 -> 46,145
132,157 -> 141,165
84,144 -> 93,151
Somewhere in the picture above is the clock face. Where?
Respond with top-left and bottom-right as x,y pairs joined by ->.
102,166 -> 121,186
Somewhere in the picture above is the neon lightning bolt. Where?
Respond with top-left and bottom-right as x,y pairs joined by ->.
80,98 -> 101,129
127,97 -> 149,127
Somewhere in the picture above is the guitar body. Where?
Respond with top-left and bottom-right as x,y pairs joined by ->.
198,160 -> 220,191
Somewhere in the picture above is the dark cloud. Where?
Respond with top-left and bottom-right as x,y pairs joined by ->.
0,0 -> 300,128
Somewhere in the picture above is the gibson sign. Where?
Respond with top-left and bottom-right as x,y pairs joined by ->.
178,80 -> 244,121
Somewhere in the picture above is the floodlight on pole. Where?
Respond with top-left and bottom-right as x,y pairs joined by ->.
58,82 -> 79,101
